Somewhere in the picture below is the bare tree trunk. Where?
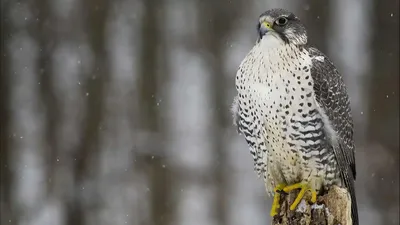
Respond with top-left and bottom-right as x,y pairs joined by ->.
0,2 -> 17,224
136,0 -> 173,224
368,0 -> 399,152
302,0 -> 330,51
272,186 -> 353,225
367,1 -> 399,224
137,0 -> 160,131
198,8 -> 228,225
66,1 -> 110,224
33,0 -> 61,196
198,1 -> 246,223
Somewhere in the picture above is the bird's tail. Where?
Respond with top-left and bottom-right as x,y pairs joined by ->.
341,169 -> 358,225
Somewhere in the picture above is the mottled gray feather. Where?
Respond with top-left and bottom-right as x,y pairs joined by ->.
231,96 -> 242,134
307,46 -> 358,224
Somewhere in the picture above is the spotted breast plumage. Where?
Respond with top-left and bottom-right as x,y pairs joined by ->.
232,8 -> 358,224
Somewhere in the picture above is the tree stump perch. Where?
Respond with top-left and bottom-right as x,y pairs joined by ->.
272,185 -> 353,225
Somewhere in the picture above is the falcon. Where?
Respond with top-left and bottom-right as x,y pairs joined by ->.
232,8 -> 358,224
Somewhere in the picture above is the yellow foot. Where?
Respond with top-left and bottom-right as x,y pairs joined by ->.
270,183 -> 286,217
283,182 -> 317,211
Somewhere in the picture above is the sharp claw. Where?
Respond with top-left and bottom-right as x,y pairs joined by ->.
276,189 -> 287,195
290,186 -> 307,210
310,189 -> 317,203
281,182 -> 318,211
270,195 -> 280,217
270,183 -> 286,217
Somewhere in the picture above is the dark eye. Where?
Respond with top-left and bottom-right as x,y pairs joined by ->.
275,17 -> 288,26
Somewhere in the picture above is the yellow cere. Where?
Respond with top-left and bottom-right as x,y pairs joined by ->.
263,21 -> 272,28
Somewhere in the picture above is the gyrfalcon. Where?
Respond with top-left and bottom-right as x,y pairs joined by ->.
232,8 -> 358,224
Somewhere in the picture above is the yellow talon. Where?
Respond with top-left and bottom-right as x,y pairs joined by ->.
270,183 -> 286,217
283,182 -> 317,211
310,188 -> 317,203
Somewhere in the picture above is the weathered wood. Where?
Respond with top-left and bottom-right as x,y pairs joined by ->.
272,186 -> 352,225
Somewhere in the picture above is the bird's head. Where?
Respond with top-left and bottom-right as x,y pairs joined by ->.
257,8 -> 307,45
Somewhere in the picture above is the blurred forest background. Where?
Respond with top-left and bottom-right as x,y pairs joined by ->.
1,0 -> 399,225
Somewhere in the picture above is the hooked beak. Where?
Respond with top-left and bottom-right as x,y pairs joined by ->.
259,21 -> 274,38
